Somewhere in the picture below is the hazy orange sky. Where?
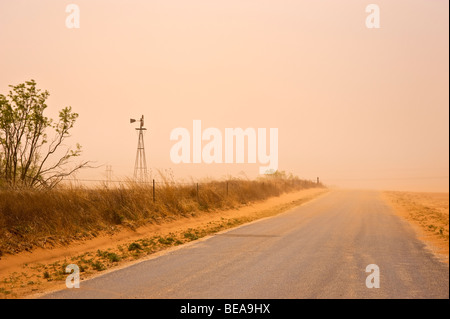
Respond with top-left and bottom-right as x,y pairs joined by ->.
0,0 -> 448,191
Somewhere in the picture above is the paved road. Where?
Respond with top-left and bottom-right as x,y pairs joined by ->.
42,190 -> 449,299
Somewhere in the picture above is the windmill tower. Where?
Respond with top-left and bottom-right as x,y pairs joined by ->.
130,115 -> 148,182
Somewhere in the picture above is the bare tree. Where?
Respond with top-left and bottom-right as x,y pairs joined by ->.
0,80 -> 89,188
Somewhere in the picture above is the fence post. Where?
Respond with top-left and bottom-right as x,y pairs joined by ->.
226,181 -> 229,196
153,179 -> 155,202
196,183 -> 199,202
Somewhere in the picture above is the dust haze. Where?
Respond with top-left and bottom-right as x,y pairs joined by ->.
0,0 -> 448,192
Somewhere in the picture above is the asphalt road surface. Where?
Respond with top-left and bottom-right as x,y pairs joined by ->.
42,190 -> 449,299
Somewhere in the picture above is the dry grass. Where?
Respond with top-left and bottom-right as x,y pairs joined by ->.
0,175 -> 322,257
383,191 -> 449,260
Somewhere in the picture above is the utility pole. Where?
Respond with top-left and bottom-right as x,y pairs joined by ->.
105,165 -> 113,187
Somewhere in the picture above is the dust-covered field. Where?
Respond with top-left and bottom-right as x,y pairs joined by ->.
383,191 -> 449,262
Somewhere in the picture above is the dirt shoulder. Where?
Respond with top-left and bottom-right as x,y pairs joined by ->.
0,188 -> 328,299
382,191 -> 449,263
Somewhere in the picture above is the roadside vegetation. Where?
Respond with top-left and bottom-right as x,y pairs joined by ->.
0,172 -> 322,257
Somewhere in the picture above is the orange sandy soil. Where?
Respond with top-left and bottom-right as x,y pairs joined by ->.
0,188 -> 328,299
383,191 -> 449,264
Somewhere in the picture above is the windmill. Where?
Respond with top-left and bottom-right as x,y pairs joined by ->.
130,115 -> 148,182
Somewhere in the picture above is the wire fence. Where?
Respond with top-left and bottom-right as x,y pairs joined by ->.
63,177 -> 322,203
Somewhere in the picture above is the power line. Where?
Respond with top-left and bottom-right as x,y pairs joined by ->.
324,176 -> 448,182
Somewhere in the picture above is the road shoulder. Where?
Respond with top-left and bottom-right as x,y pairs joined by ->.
382,191 -> 449,264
